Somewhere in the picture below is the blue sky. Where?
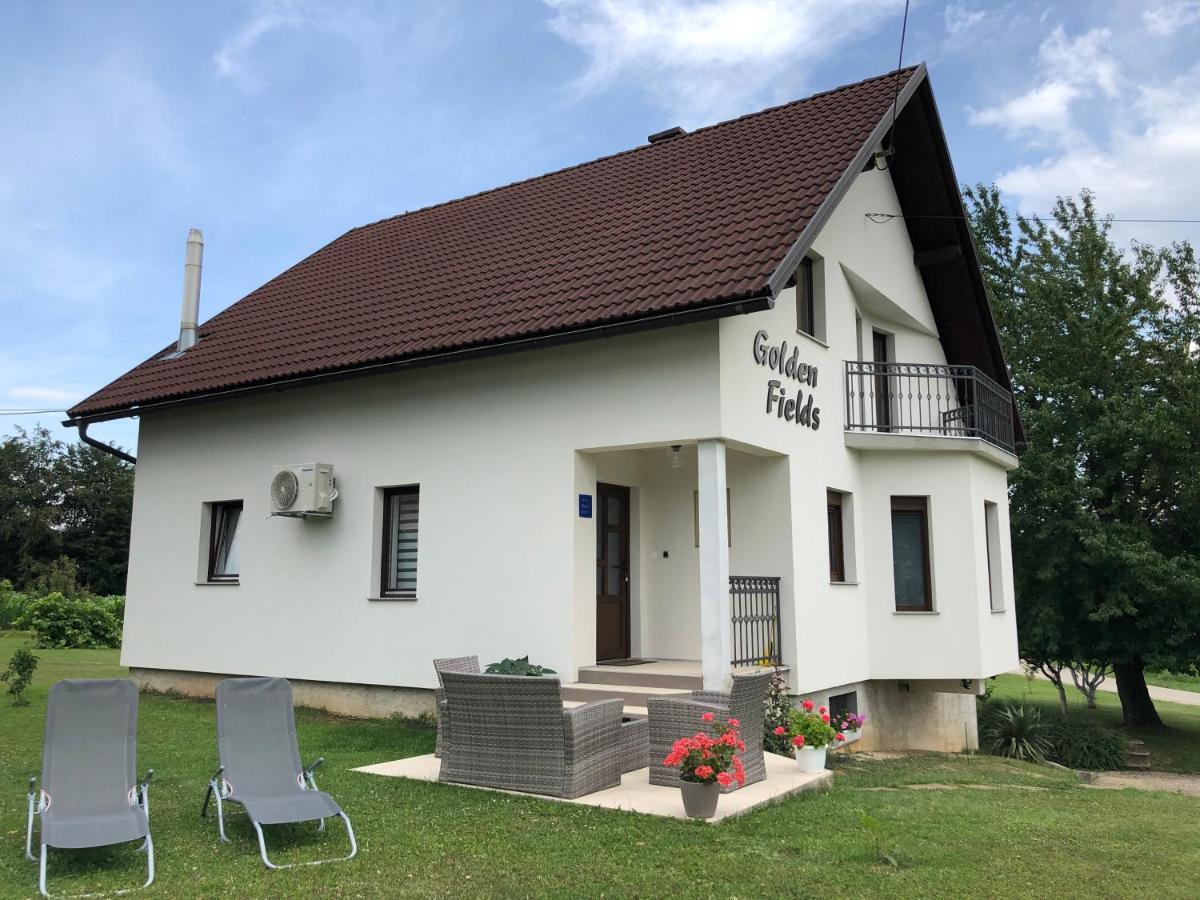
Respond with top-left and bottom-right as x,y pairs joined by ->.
2,0 -> 1198,453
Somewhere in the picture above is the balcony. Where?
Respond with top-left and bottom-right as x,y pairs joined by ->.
844,361 -> 1016,453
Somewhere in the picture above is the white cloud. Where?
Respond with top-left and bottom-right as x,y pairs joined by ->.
543,0 -> 898,125
969,26 -> 1119,136
943,4 -> 986,39
1143,1 -> 1200,37
4,387 -> 79,405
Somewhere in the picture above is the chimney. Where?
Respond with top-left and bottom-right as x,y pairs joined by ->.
177,228 -> 203,353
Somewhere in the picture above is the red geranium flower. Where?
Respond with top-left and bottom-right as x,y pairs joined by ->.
818,706 -> 827,715
802,699 -> 814,711
836,732 -> 846,742
774,725 -> 786,736
821,714 -> 830,723
727,718 -> 740,727
694,764 -> 713,780
792,734 -> 805,747
701,712 -> 714,722
716,772 -> 733,787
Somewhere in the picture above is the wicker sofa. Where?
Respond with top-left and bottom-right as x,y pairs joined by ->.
432,655 -> 480,758
647,671 -> 772,793
438,671 -> 625,799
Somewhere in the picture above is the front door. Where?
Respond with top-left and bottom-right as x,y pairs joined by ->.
596,483 -> 631,661
873,331 -> 892,430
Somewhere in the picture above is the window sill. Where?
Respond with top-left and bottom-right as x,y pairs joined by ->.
367,596 -> 418,602
893,609 -> 938,615
829,580 -> 860,587
794,330 -> 829,350
196,580 -> 239,587
990,608 -> 1006,614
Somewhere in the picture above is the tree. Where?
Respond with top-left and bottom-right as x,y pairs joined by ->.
0,427 -> 134,596
966,186 -> 1200,728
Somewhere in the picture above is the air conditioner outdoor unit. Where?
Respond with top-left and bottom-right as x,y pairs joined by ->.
270,463 -> 336,517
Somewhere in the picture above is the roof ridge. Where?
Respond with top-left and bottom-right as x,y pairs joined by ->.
351,65 -> 922,234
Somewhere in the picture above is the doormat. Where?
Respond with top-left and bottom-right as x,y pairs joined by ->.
598,659 -> 652,667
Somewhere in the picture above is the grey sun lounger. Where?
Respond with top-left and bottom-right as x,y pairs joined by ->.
201,676 -> 356,869
25,679 -> 155,898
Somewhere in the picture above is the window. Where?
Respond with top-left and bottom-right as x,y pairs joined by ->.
984,501 -> 1003,610
827,490 -> 846,582
381,486 -> 420,598
796,257 -> 816,336
207,501 -> 243,582
891,496 -> 932,611
829,690 -> 858,720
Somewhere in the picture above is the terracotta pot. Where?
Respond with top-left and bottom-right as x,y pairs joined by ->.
680,780 -> 720,819
795,745 -> 827,773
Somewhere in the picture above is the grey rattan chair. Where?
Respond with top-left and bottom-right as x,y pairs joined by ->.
432,655 -> 480,757
26,679 -> 155,898
201,677 -> 357,869
647,671 -> 772,792
438,671 -> 623,799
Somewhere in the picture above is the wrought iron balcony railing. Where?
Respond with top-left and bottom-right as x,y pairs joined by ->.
844,361 -> 1016,452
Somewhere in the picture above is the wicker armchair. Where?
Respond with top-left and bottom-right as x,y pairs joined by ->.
647,671 -> 772,793
433,656 -> 480,757
438,672 -> 624,799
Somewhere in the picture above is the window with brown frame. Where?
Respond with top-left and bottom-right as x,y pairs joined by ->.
796,256 -> 816,336
207,501 -> 243,583
381,486 -> 420,598
827,490 -> 846,582
890,496 -> 932,611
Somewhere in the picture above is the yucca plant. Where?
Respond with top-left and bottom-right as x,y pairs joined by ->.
981,703 -> 1052,762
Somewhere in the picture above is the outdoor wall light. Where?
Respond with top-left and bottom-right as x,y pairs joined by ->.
667,444 -> 685,468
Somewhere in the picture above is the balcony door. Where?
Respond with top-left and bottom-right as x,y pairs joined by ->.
873,331 -> 892,430
595,483 -> 631,661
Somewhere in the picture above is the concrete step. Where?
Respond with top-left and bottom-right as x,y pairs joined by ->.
1126,749 -> 1152,770
1127,739 -> 1147,752
575,665 -> 703,690
561,682 -> 693,708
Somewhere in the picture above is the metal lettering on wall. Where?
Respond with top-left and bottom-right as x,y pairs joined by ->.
752,330 -> 821,430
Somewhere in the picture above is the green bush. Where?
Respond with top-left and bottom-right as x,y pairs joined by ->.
0,580 -> 29,630
980,702 -> 1052,762
484,656 -> 556,676
2,647 -> 38,705
17,593 -> 122,649
763,670 -> 795,756
1044,718 -> 1127,770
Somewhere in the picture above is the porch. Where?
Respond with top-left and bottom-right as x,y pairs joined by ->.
575,440 -> 792,691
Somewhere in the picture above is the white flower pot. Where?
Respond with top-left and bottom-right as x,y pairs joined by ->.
795,745 -> 827,773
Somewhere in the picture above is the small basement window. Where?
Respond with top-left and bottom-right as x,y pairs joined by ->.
381,486 -> 420,598
829,690 -> 858,720
207,501 -> 243,583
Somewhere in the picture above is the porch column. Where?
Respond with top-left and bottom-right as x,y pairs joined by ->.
697,439 -> 732,691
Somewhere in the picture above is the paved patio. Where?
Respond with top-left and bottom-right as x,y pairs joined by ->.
354,750 -> 832,822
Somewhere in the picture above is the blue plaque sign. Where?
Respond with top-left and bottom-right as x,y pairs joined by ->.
578,494 -> 593,518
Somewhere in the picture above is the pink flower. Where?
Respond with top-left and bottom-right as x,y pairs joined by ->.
694,765 -> 713,780
792,735 -> 805,747
716,772 -> 733,787
836,732 -> 846,742
774,726 -> 786,736
701,712 -> 714,722
821,714 -> 830,724
727,718 -> 740,727
802,699 -> 814,711
733,757 -> 746,786
818,706 -> 827,715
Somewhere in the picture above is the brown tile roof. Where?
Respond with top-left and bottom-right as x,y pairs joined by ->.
70,67 -> 919,418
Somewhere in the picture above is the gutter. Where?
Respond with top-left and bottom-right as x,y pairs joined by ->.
70,419 -> 137,465
66,292 -> 776,428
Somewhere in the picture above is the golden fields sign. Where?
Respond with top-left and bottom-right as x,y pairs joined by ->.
751,330 -> 821,430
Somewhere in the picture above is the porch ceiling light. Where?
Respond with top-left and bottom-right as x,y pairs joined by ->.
667,445 -> 685,468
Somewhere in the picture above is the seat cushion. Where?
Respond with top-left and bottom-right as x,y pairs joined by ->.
42,806 -> 148,849
231,789 -> 342,825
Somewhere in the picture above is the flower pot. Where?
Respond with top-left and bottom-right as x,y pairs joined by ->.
680,780 -> 720,820
795,745 -> 827,773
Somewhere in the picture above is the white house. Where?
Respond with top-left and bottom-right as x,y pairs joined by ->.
69,65 -> 1020,752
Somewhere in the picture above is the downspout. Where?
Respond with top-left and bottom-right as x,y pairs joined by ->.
70,419 -> 137,465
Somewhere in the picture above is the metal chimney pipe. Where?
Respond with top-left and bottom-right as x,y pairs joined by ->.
177,228 -> 203,352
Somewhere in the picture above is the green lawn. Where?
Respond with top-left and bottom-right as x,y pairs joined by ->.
2,637 -> 1200,899
990,672 -> 1200,774
1145,669 -> 1200,693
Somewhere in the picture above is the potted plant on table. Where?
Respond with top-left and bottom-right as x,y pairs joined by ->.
783,699 -> 845,773
661,713 -> 746,820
